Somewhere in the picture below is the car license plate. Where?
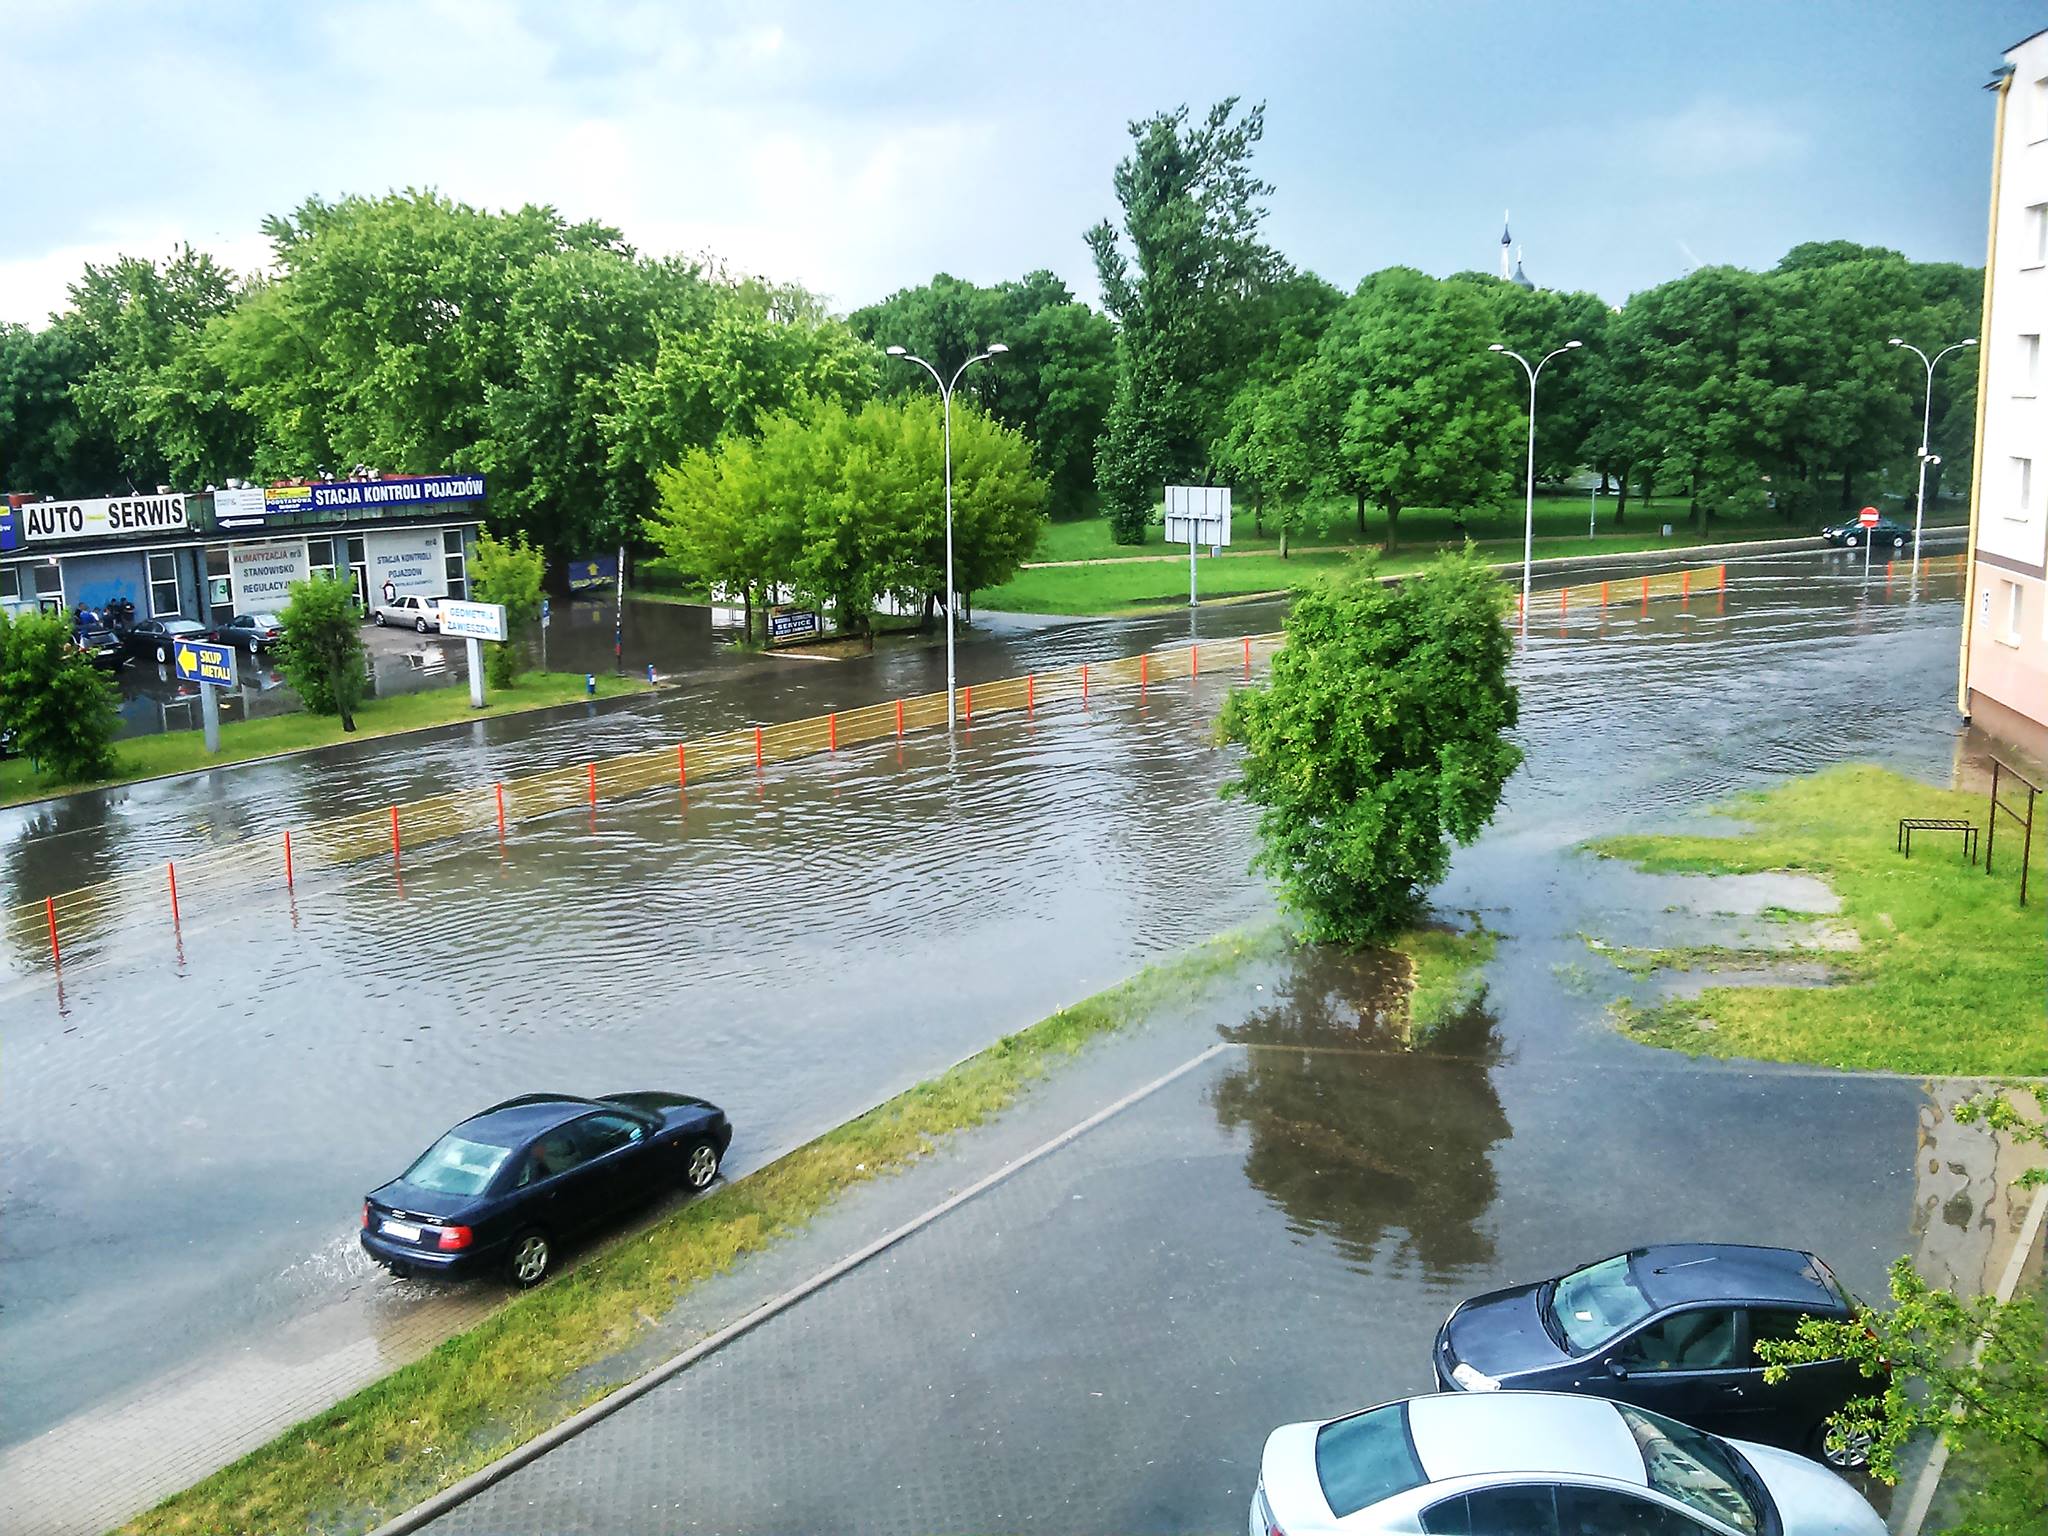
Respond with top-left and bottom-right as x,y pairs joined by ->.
381,1219 -> 422,1242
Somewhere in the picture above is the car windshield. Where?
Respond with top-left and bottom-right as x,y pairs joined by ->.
1549,1252 -> 1656,1351
1314,1403 -> 1425,1518
402,1132 -> 513,1196
1618,1404 -> 1763,1535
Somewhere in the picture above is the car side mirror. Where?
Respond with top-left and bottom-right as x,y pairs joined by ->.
1605,1358 -> 1629,1380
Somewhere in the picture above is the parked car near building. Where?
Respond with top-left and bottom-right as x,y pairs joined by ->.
371,593 -> 444,631
360,1090 -> 733,1288
118,616 -> 214,664
208,612 -> 285,653
1432,1244 -> 1876,1467
1254,1392 -> 1884,1536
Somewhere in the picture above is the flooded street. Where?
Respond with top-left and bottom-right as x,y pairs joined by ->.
0,544 -> 1992,1531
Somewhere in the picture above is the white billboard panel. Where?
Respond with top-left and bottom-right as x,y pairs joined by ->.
1164,485 -> 1232,547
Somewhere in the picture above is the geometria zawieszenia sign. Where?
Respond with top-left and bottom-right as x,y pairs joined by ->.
20,494 -> 189,542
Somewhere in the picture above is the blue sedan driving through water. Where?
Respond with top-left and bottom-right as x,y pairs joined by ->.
361,1091 -> 733,1287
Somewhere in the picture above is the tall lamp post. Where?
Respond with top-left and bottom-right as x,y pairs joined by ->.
887,342 -> 1008,729
1489,340 -> 1583,632
1887,336 -> 1976,568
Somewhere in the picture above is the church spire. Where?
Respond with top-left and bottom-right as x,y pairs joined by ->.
1500,210 -> 1513,279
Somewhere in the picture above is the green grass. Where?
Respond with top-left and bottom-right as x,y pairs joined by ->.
123,925 -> 1282,1536
0,672 -> 642,809
1396,923 -> 1498,1041
1587,765 -> 2048,1076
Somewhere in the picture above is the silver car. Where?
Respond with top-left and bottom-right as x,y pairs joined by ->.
1253,1391 -> 1884,1536
371,593 -> 444,632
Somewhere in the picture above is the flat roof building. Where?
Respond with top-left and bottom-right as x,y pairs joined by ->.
1961,30 -> 2048,764
1,474 -> 485,628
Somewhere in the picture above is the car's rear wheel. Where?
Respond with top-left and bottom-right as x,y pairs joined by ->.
683,1139 -> 722,1192
507,1230 -> 553,1288
415,617 -> 429,633
1891,534 -> 1905,549
1810,1420 -> 1872,1470
154,644 -> 168,662
374,611 -> 386,626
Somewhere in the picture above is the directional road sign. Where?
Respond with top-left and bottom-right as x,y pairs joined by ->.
173,639 -> 238,688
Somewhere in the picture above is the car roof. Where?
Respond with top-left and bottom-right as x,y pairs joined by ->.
456,1093 -> 605,1142
1630,1243 -> 1837,1311
1406,1394 -> 1643,1486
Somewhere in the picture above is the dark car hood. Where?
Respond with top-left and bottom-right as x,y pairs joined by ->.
368,1179 -> 485,1223
1443,1281 -> 1577,1381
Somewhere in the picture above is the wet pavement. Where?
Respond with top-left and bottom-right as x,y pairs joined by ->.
0,541 -> 2006,1533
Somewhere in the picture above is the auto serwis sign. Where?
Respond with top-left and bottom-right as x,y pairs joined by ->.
173,639 -> 238,688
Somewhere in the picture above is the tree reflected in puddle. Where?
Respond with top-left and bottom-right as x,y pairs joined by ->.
1211,944 -> 1510,1280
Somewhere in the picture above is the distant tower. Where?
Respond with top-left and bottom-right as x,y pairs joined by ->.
1511,244 -> 1535,290
1500,211 -> 1513,279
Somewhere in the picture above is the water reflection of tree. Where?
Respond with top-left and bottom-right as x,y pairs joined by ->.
1211,948 -> 1511,1280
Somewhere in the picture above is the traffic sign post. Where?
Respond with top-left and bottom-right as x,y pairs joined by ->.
173,639 -> 237,755
1858,505 -> 1880,584
1165,485 -> 1233,607
440,600 -> 508,709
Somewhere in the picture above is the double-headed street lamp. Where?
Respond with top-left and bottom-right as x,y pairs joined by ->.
1489,339 -> 1583,632
1887,336 -> 1976,568
887,342 -> 1008,730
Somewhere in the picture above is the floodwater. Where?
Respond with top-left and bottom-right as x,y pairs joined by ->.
0,543 -> 1987,1500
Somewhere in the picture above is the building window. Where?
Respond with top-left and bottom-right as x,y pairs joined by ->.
442,527 -> 467,600
2035,75 -> 2048,142
2002,579 -> 2024,645
205,546 -> 232,615
147,552 -> 181,616
2021,335 -> 2042,398
34,560 -> 64,612
0,564 -> 19,605
2016,457 -> 2036,519
2028,204 -> 2048,270
308,538 -> 336,581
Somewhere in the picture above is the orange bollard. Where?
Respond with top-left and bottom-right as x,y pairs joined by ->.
1640,574 -> 1650,613
585,762 -> 597,804
167,861 -> 179,927
1081,664 -> 1090,704
1681,568 -> 1692,606
1027,674 -> 1035,714
829,712 -> 837,751
45,895 -> 60,969
1516,591 -> 1525,626
1243,635 -> 1252,675
496,782 -> 507,838
964,685 -> 973,723
1600,579 -> 1610,608
1190,644 -> 1199,678
676,746 -> 687,788
1560,586 -> 1569,617
283,829 -> 294,889
1140,653 -> 1149,690
895,698 -> 904,737
389,805 -> 401,869
755,726 -> 764,769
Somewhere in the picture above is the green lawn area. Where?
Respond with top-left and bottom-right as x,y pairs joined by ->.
1,671 -> 642,809
122,925 -> 1284,1536
1588,764 -> 2048,1076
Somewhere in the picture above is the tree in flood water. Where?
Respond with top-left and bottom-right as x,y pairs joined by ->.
1220,550 -> 1520,944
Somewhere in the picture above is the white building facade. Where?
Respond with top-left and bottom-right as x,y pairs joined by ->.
1963,28 -> 2048,763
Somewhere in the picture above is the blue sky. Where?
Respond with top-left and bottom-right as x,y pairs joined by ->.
0,1 -> 2036,325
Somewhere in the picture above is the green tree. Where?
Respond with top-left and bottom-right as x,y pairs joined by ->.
1467,276 -> 1612,487
1220,551 -> 1521,943
1319,269 -> 1520,549
277,574 -> 368,730
1088,98 -> 1288,543
851,270 -> 1116,518
1211,369 -> 1324,553
0,609 -> 119,782
646,432 -> 793,647
0,320 -> 125,495
468,531 -> 547,687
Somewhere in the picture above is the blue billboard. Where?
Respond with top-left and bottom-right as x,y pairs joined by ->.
263,474 -> 485,517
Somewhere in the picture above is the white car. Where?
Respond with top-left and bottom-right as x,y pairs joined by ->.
371,593 -> 444,632
1253,1392 -> 1884,1536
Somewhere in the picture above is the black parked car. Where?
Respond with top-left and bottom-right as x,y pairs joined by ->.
1433,1244 -> 1877,1468
208,612 -> 285,652
119,616 -> 213,664
1821,515 -> 1909,550
361,1091 -> 732,1287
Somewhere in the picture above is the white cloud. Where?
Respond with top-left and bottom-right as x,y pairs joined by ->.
1633,97 -> 1812,177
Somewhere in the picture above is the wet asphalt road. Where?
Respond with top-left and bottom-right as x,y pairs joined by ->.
0,544 -> 1989,1519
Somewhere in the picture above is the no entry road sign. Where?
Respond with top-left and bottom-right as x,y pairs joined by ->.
173,639 -> 237,688
1859,506 -> 1880,527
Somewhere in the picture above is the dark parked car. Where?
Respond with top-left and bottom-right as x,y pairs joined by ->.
119,616 -> 213,664
361,1091 -> 732,1287
1433,1244 -> 1877,1468
1821,515 -> 1909,550
209,612 -> 285,652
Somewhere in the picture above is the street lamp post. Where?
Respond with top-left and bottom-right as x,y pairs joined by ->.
1489,340 -> 1583,632
887,342 -> 1009,729
1887,336 -> 1977,569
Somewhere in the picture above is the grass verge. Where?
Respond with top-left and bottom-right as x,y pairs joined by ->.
1396,923 -> 1498,1041
123,924 -> 1282,1536
0,672 -> 642,809
1587,764 -> 2047,1076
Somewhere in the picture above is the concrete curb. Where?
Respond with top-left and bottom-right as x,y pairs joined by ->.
1888,1175 -> 2048,1536
366,1041 -> 1239,1535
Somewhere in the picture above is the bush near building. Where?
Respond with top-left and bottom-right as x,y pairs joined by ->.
0,609 -> 119,782
469,531 -> 545,688
276,575 -> 368,731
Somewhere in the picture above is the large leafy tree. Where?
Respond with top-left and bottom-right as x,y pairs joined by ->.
1463,275 -> 1612,487
1210,368 -> 1325,552
1088,98 -> 1289,543
1318,269 -> 1520,548
851,270 -> 1116,518
1221,550 -> 1522,943
0,320 -> 124,495
0,609 -> 119,783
